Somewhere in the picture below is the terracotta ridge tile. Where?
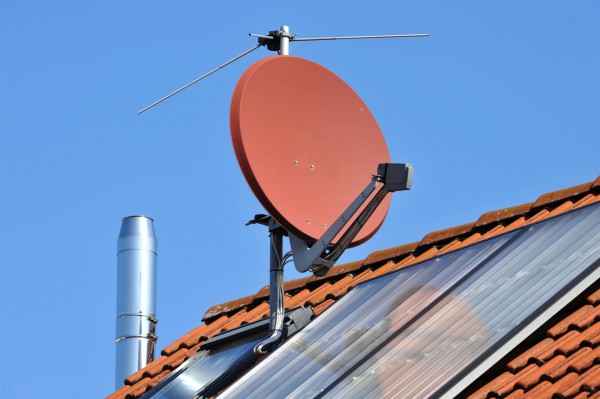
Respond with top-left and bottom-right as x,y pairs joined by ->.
592,176 -> 600,190
418,221 -> 477,247
362,242 -> 419,267
320,260 -> 364,279
532,182 -> 593,210
474,202 -> 534,228
202,293 -> 256,321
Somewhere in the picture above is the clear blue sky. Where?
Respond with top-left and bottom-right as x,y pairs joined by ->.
1,2 -> 598,398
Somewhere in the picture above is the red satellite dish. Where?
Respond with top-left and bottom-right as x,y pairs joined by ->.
231,55 -> 391,246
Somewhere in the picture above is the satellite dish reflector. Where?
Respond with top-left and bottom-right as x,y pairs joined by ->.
231,55 -> 391,246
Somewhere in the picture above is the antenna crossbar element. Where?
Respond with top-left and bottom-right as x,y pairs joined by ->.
138,26 -> 428,113
290,163 -> 413,277
292,33 -> 429,42
138,44 -> 263,114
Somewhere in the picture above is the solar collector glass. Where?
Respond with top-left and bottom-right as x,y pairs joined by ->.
219,231 -> 518,398
323,203 -> 600,398
142,334 -> 262,399
220,203 -> 600,399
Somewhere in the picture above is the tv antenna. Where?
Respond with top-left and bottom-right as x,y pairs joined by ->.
141,25 -> 425,355
138,26 -> 428,114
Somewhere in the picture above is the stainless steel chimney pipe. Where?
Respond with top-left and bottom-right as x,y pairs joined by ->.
115,216 -> 158,389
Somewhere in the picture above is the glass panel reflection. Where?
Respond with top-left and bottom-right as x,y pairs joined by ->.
220,203 -> 600,399
144,334 -> 262,399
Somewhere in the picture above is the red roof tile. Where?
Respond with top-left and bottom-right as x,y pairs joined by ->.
363,242 -> 419,267
418,222 -> 477,246
107,177 -> 600,399
532,182 -> 593,209
474,202 -> 534,228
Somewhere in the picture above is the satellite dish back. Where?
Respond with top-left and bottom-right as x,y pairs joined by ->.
231,55 -> 391,246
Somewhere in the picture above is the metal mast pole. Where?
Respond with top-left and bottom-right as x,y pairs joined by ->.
279,25 -> 290,55
254,219 -> 285,354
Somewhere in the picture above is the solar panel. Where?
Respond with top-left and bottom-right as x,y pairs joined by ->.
219,202 -> 600,398
141,333 -> 262,399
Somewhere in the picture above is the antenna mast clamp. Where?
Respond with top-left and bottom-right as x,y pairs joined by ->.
290,162 -> 413,277
256,29 -> 295,52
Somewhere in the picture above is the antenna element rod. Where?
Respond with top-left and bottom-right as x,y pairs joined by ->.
249,33 -> 274,40
138,44 -> 263,114
293,33 -> 429,42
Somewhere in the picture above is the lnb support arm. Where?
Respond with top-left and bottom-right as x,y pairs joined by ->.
290,163 -> 413,277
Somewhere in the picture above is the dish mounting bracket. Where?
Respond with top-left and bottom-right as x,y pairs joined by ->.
290,162 -> 413,277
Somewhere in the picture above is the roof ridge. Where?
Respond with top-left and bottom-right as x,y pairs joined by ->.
202,177 -> 600,322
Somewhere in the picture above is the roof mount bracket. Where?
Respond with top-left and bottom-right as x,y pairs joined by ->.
248,163 -> 411,354
290,162 -> 413,277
